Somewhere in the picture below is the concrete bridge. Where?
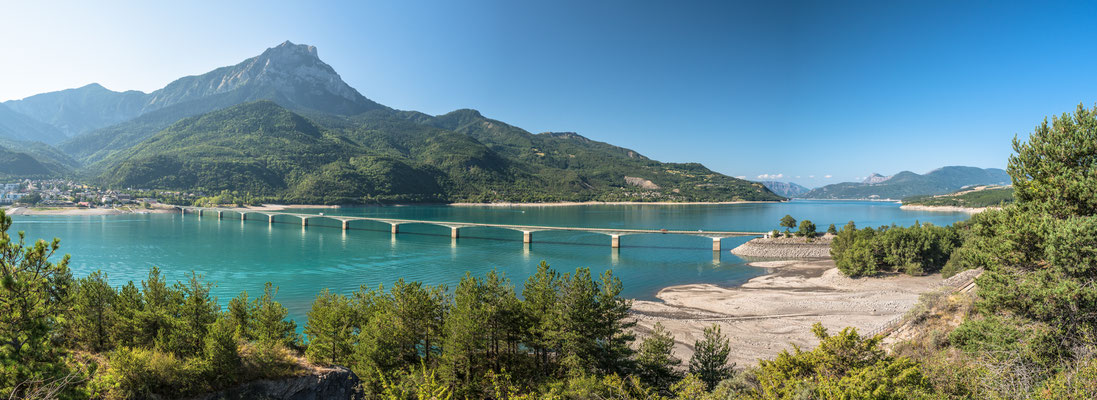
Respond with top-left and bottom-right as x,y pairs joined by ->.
176,206 -> 765,251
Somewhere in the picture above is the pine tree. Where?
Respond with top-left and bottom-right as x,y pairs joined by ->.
780,215 -> 797,234
205,315 -> 241,385
440,273 -> 486,394
139,267 -> 179,349
169,271 -> 219,356
594,269 -> 635,375
689,324 -> 733,390
557,267 -> 601,373
251,282 -> 298,347
112,280 -> 144,348
522,261 -> 559,375
227,290 -> 251,341
305,289 -> 356,365
70,270 -> 118,351
0,210 -> 75,398
636,322 -> 683,391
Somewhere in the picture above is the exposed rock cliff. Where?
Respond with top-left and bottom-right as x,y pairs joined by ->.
192,366 -> 363,400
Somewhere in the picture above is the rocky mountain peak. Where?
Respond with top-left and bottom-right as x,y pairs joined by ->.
863,173 -> 891,184
267,40 -> 320,59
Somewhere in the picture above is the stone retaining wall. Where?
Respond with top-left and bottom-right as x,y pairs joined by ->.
730,237 -> 832,258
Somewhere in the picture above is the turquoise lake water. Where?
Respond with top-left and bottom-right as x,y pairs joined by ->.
9,200 -> 970,324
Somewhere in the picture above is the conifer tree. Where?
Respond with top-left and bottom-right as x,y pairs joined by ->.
522,261 -> 559,375
440,273 -> 486,393
689,324 -> 733,390
780,215 -> 797,234
205,315 -> 242,385
251,282 -> 298,347
169,271 -> 219,356
112,280 -> 144,348
0,210 -> 74,398
305,289 -> 356,365
636,322 -> 683,391
227,290 -> 251,341
70,270 -> 118,351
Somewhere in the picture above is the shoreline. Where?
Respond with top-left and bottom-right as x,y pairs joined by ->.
231,204 -> 341,211
631,258 -> 947,367
899,204 -> 992,213
448,200 -> 780,207
4,206 -> 178,216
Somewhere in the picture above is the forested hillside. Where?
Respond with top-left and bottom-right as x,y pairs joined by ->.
96,101 -> 780,203
902,186 -> 1014,208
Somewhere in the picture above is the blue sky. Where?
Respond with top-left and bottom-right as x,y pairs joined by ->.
2,0 -> 1095,187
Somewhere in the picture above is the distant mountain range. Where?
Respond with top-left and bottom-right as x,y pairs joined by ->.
798,166 -> 1010,200
0,41 -> 781,204
758,181 -> 811,197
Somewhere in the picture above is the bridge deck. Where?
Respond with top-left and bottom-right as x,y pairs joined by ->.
178,206 -> 765,246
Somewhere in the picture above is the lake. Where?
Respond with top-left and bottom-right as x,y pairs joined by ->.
9,200 -> 970,324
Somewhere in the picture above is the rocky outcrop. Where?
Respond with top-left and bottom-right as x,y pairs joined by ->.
862,173 -> 892,184
624,176 -> 661,189
730,236 -> 832,258
193,366 -> 363,400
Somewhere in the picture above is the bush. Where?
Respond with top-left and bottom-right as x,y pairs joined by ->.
831,222 -> 962,277
756,323 -> 933,399
92,347 -> 206,399
798,220 -> 817,238
240,341 -> 302,381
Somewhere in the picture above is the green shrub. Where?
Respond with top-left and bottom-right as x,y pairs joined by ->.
756,323 -> 932,399
1037,356 -> 1097,399
93,347 -> 206,399
798,220 -> 817,238
831,222 -> 962,277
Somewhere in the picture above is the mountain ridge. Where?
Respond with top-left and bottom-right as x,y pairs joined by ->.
799,166 -> 1009,200
759,181 -> 810,197
5,41 -> 780,203
96,100 -> 781,203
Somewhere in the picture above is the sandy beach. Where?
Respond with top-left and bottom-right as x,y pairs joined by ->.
631,259 -> 946,367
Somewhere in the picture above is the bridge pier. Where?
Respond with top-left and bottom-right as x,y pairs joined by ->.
391,224 -> 400,234
712,238 -> 722,252
341,220 -> 349,230
302,218 -> 308,227
523,231 -> 532,244
611,234 -> 620,248
241,213 -> 247,221
198,209 -> 203,217
451,227 -> 460,239
218,211 -> 223,220
268,215 -> 274,224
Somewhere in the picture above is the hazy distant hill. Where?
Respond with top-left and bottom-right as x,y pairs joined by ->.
3,83 -> 148,138
0,103 -> 66,144
0,138 -> 76,177
759,181 -> 809,197
799,166 -> 1010,200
